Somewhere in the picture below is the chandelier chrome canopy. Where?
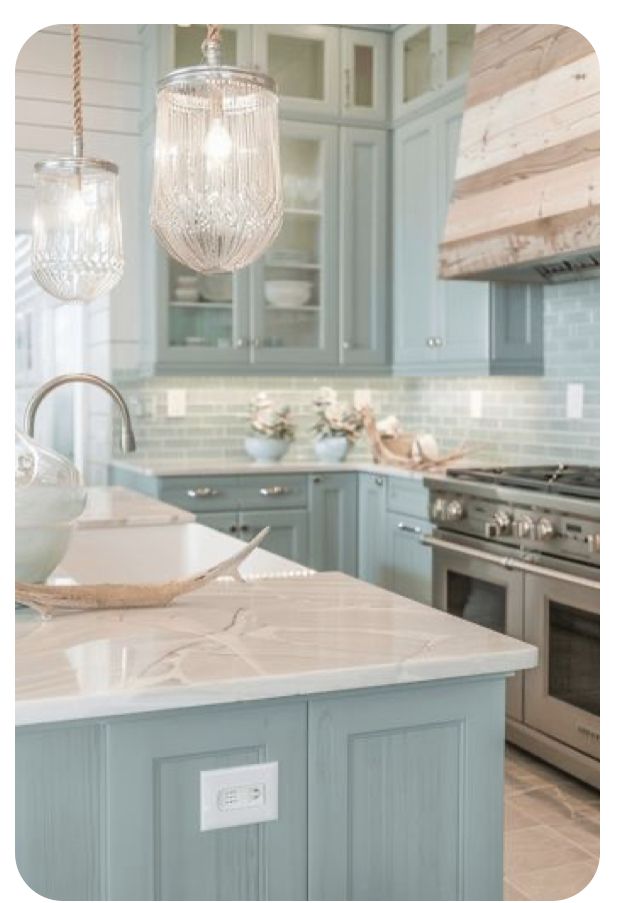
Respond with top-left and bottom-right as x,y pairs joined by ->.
31,25 -> 124,302
150,26 -> 283,274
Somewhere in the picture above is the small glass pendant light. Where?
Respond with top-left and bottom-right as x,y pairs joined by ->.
31,25 -> 124,302
150,25 -> 283,274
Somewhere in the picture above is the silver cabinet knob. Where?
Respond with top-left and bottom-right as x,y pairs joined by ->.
235,338 -> 248,349
259,486 -> 291,497
187,487 -> 221,498
434,337 -> 444,347
426,337 -> 436,348
375,477 -> 384,487
535,517 -> 556,541
312,476 -> 322,484
229,524 -> 238,534
342,340 -> 351,350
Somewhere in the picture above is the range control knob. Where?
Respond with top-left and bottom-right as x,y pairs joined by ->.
512,515 -> 535,540
587,533 -> 600,554
445,499 -> 464,522
535,517 -> 556,541
431,498 -> 447,521
485,510 -> 512,538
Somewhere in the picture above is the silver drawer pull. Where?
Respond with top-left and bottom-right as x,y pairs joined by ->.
398,522 -> 422,535
187,487 -> 221,498
259,486 -> 291,497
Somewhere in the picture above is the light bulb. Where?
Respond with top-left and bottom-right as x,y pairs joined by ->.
204,119 -> 232,164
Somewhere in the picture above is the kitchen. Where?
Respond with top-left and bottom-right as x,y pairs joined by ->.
14,22 -> 600,902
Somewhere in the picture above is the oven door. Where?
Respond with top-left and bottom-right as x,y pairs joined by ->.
431,535 -> 525,721
524,571 -> 599,760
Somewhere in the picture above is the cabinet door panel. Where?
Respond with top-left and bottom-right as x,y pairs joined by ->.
383,513 -> 433,604
309,473 -> 357,576
393,114 -> 438,368
108,702 -> 308,901
196,512 -> 237,535
357,474 -> 386,584
490,283 -> 544,375
341,28 -> 388,122
241,509 -> 309,566
340,128 -> 388,367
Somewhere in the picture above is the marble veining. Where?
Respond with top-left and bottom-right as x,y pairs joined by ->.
16,572 -> 537,725
78,486 -> 195,528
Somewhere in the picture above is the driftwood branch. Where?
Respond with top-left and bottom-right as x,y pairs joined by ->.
15,527 -> 271,618
360,407 -> 469,471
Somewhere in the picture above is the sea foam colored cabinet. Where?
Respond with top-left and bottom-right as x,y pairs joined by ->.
357,472 -> 387,584
16,679 -> 507,901
308,472 -> 357,576
393,94 -> 543,376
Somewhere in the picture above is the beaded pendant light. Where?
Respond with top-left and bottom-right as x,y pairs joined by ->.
31,25 -> 124,302
150,24 -> 283,274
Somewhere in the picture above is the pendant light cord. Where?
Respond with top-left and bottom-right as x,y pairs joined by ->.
207,24 -> 221,43
72,24 -> 84,158
201,23 -> 222,65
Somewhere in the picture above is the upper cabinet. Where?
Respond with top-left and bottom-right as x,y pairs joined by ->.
393,24 -> 475,120
253,25 -> 340,117
340,28 -> 389,123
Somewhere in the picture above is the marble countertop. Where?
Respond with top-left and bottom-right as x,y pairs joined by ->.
108,456 -> 464,481
16,523 -> 537,725
78,486 -> 196,529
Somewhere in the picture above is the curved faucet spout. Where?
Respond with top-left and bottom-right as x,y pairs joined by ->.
24,373 -> 137,454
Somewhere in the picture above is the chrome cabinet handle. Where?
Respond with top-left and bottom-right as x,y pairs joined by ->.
229,524 -> 238,534
426,337 -> 436,348
342,340 -> 351,350
259,486 -> 291,497
187,487 -> 221,498
375,477 -> 384,487
434,336 -> 444,347
235,338 -> 248,349
312,476 -> 322,484
398,522 -> 423,535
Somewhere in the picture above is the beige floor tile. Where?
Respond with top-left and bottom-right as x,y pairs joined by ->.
504,878 -> 530,900
552,812 -> 600,858
511,858 -> 599,901
505,799 -> 540,832
513,783 -> 599,828
505,824 -> 594,877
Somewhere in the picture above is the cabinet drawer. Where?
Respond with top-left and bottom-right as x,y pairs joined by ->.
236,475 -> 308,510
386,477 -> 429,519
158,477 -> 240,513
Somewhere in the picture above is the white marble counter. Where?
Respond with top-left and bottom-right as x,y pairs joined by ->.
78,486 -> 196,529
16,523 -> 537,726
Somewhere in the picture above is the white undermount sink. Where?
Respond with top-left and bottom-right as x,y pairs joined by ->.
54,522 -> 310,585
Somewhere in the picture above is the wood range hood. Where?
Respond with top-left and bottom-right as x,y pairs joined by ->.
439,25 -> 599,284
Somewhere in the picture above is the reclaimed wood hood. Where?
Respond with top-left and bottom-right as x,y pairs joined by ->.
438,25 -> 599,283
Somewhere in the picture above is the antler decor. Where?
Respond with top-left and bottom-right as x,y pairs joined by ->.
360,408 -> 469,472
16,527 -> 271,619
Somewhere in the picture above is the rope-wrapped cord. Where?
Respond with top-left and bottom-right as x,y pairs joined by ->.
207,23 -> 221,43
72,24 -> 84,157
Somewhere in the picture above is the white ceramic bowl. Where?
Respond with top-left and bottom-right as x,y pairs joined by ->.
265,280 -> 313,308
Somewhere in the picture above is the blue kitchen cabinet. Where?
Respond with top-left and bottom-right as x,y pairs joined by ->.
393,93 -> 543,376
383,512 -> 433,604
240,509 -> 309,564
357,472 -> 387,584
308,473 -> 358,576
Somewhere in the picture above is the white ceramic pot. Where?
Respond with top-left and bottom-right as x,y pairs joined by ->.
314,436 -> 350,462
15,429 -> 87,583
244,436 -> 290,463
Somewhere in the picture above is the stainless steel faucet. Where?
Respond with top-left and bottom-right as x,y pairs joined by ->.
24,373 -> 137,454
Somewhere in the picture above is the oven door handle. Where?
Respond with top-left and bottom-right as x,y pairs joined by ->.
421,535 -> 600,591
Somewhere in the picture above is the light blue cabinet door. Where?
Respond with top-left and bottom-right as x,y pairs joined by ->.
393,112 -> 438,370
308,679 -> 506,900
309,473 -> 357,576
340,128 -> 388,368
435,99 -> 491,368
108,701 -> 308,901
490,282 -> 544,375
383,512 -> 433,604
196,512 -> 238,535
357,473 -> 387,584
241,509 -> 310,565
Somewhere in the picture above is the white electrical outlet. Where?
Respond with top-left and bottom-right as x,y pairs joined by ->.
566,384 -> 584,420
469,390 -> 483,419
354,389 -> 372,410
200,762 -> 278,831
167,389 -> 187,418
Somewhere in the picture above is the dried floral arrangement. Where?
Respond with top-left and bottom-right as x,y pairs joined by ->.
361,407 -> 469,471
249,392 -> 295,441
312,386 -> 363,442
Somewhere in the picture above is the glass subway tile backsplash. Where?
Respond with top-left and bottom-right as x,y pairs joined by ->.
113,280 -> 599,469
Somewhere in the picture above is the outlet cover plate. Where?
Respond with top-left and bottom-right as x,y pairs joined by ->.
167,388 -> 187,418
200,761 -> 278,831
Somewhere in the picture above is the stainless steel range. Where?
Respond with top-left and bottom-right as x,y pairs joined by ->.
423,465 -> 600,788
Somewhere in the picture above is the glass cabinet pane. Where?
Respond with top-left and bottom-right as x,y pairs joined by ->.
257,133 -> 324,351
168,262 -> 236,350
548,601 -> 600,716
403,27 -> 433,102
353,45 -> 374,108
447,572 -> 507,633
446,24 -> 475,81
267,34 -> 324,101
175,25 -> 239,67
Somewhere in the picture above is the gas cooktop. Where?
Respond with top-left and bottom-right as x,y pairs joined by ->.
445,465 -> 600,500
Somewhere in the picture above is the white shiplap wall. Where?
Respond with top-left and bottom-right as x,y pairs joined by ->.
15,24 -> 143,481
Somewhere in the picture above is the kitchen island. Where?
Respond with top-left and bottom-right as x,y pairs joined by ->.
16,519 -> 537,901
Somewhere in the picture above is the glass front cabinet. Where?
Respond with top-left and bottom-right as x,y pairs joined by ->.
143,24 -> 389,374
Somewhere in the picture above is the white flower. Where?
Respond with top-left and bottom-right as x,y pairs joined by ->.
314,385 -> 338,407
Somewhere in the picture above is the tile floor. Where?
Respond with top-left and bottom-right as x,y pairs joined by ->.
504,744 -> 599,900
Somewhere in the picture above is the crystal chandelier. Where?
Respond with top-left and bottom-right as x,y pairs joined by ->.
150,24 -> 283,274
31,25 -> 124,302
